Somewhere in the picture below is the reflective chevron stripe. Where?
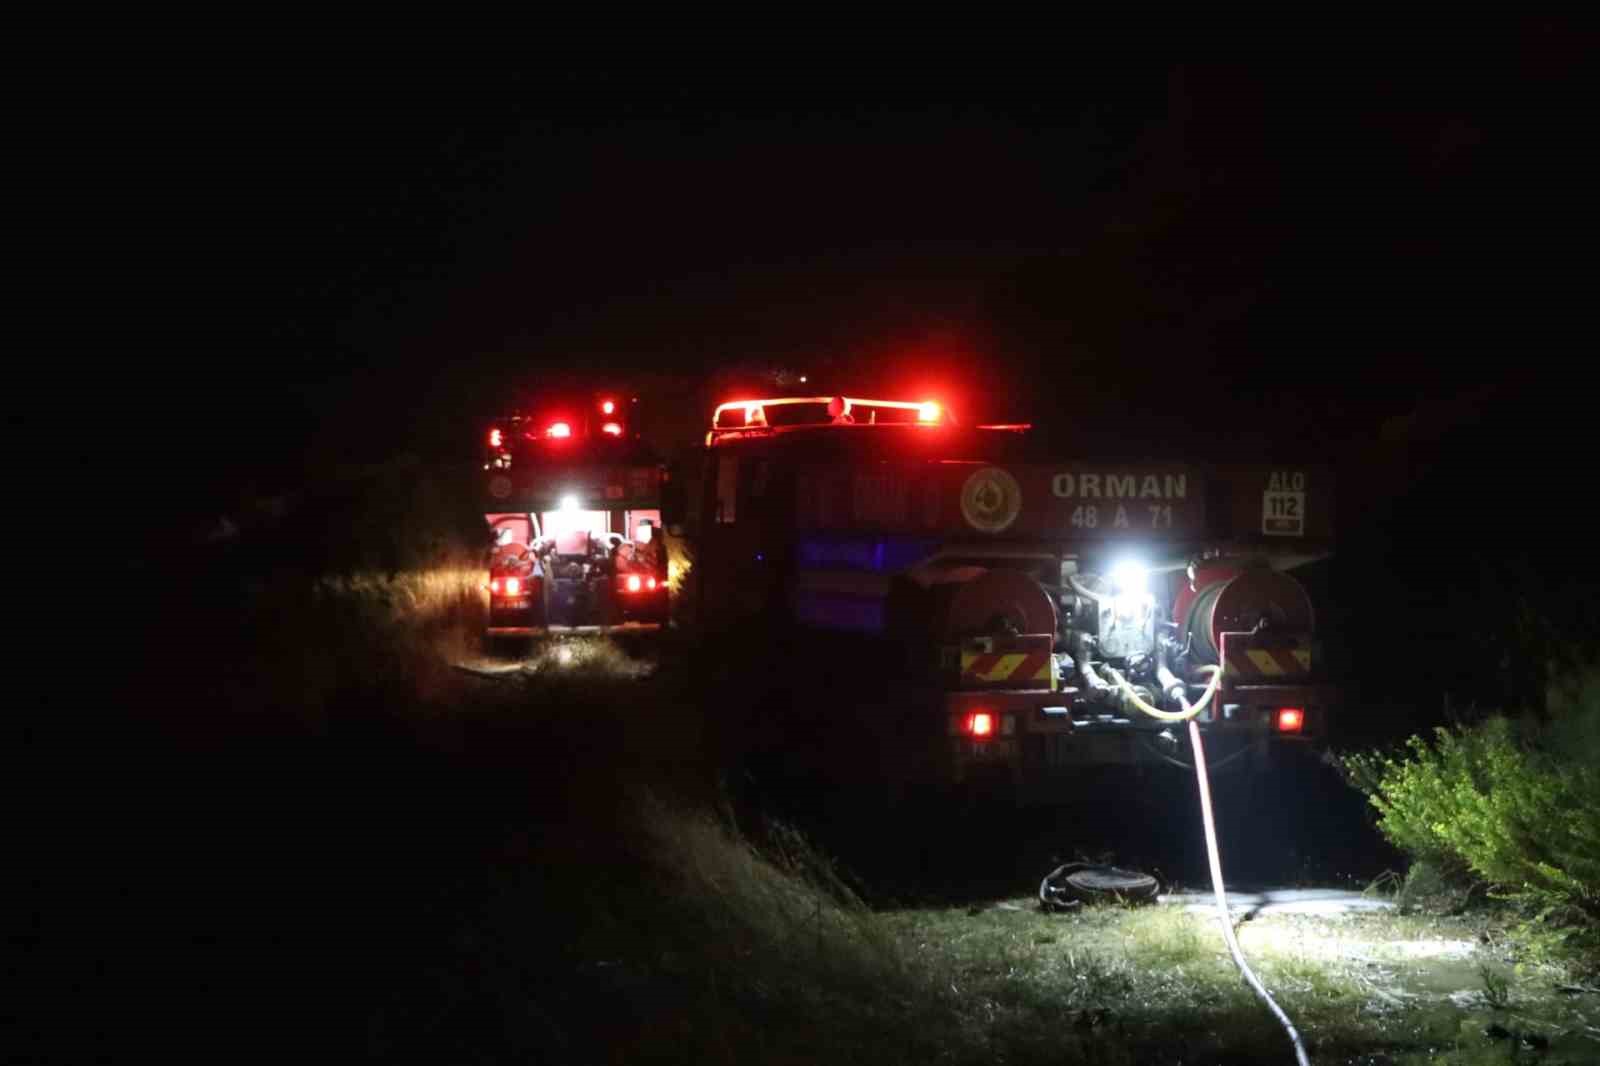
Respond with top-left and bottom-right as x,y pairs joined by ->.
960,650 -> 1054,687
1226,643 -> 1313,679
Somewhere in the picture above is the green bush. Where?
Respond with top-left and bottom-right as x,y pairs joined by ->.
1344,669 -> 1600,920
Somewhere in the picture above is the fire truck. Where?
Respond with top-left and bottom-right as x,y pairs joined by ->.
696,394 -> 1335,803
481,393 -> 669,637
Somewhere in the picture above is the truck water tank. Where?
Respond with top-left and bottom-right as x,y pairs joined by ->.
1178,568 -> 1314,665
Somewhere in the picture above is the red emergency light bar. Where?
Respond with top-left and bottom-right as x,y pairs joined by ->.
707,395 -> 956,443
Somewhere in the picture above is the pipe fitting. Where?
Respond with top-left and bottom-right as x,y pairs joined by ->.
1067,574 -> 1112,606
1067,631 -> 1113,693
1155,638 -> 1186,703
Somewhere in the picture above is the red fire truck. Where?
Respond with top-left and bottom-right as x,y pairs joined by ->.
696,394 -> 1335,802
481,393 -> 669,637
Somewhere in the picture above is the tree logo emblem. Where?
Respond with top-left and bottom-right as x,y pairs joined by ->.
960,467 -> 1022,533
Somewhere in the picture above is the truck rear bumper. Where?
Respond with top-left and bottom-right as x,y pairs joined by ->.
943,682 -> 1333,789
489,604 -> 545,631
486,622 -> 665,636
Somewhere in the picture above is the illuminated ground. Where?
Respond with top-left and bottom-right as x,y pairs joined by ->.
454,631 -> 660,680
882,892 -> 1600,1063
1160,887 -> 1398,918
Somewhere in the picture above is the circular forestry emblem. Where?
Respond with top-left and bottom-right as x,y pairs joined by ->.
488,475 -> 513,500
959,466 -> 1022,533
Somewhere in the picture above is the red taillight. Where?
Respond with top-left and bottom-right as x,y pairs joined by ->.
646,577 -> 656,590
488,427 -> 502,448
546,422 -> 571,439
504,576 -> 521,597
1276,708 -> 1305,733
601,400 -> 616,415
601,422 -> 623,436
917,401 -> 941,423
968,712 -> 995,738
626,575 -> 642,593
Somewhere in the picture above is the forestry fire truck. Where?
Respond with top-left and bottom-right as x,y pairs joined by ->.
480,393 -> 669,637
697,394 -> 1335,803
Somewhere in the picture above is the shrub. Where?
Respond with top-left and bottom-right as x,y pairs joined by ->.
1343,670 -> 1600,920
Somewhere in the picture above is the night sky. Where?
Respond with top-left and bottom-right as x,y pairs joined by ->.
116,35 -> 1589,528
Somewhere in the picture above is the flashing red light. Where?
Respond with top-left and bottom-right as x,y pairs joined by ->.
601,421 -> 623,436
1276,707 -> 1305,733
546,422 -> 571,439
488,427 -> 502,448
488,577 -> 500,594
626,575 -> 642,593
917,401 -> 941,424
968,711 -> 995,738
504,576 -> 521,597
601,399 -> 616,415
646,576 -> 657,590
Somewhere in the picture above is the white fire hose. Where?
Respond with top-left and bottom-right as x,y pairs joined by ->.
1105,663 -> 1313,1066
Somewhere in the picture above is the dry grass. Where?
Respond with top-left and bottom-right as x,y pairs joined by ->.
393,773 -> 1600,1065
116,550 -> 1600,1064
133,559 -> 492,738
312,564 -> 488,664
315,566 -> 486,624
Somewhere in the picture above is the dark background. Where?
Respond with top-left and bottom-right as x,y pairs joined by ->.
115,41 -> 1583,448
101,36 -> 1594,720
28,35 -> 1599,1061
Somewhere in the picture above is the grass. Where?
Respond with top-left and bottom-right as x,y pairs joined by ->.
385,785 -> 1598,1064
73,547 -> 1600,1064
871,895 -> 1600,1063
